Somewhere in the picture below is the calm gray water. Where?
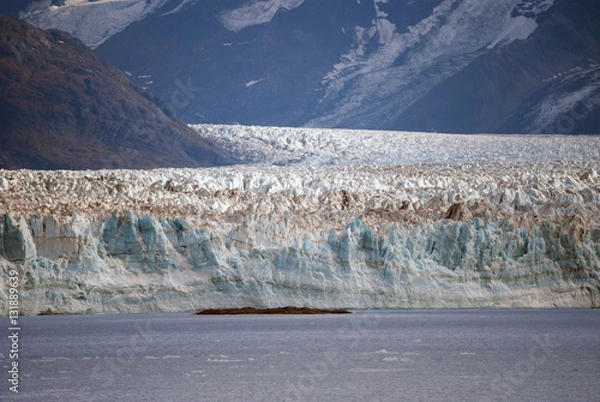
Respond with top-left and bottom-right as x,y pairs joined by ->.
1,309 -> 599,402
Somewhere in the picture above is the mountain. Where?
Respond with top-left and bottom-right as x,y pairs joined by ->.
10,0 -> 600,134
0,13 -> 234,169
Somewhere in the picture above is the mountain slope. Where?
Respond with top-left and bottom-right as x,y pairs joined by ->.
0,14 -> 234,169
95,0 -> 370,126
390,0 -> 600,134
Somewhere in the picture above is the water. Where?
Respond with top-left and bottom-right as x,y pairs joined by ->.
2,309 -> 599,401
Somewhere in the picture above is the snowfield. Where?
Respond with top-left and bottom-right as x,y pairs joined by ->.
192,124 -> 600,165
1,127 -> 599,314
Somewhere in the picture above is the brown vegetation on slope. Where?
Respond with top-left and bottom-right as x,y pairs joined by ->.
0,14 -> 234,169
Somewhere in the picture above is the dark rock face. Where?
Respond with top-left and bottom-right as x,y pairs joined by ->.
0,14 -> 235,169
0,1 -> 35,19
95,0 -> 375,127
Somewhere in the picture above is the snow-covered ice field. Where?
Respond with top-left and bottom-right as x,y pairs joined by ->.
192,124 -> 600,165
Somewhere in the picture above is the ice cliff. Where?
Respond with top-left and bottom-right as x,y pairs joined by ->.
1,129 -> 600,314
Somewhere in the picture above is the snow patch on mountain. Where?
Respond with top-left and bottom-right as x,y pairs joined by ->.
374,0 -> 390,18
246,79 -> 265,88
21,0 -> 170,48
487,15 -> 538,49
322,0 -> 456,86
486,0 -> 555,49
513,0 -> 555,16
220,0 -> 305,32
161,0 -> 198,17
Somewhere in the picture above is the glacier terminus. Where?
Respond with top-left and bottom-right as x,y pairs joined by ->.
1,127 -> 599,314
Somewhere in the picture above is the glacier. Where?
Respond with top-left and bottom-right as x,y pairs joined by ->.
1,128 -> 599,314
306,0 -> 556,128
191,124 -> 600,165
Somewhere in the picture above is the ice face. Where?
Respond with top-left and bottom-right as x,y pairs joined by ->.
1,143 -> 599,313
